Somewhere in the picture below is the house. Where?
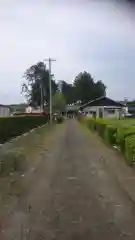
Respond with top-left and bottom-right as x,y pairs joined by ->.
66,104 -> 81,118
80,96 -> 124,119
119,101 -> 135,115
127,106 -> 135,114
9,103 -> 28,114
0,104 -> 11,116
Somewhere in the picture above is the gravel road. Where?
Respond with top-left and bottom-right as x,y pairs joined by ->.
2,119 -> 135,239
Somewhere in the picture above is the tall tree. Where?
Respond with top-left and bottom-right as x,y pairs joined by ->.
22,61 -> 57,107
73,71 -> 106,104
52,91 -> 66,112
60,81 -> 75,104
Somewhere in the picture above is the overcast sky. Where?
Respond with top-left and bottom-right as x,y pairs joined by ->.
0,0 -> 135,104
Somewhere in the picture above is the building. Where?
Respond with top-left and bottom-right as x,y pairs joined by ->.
9,103 -> 28,115
66,104 -> 81,118
0,105 -> 11,116
80,96 -> 124,119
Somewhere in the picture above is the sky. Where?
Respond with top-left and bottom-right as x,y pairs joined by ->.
0,0 -> 135,104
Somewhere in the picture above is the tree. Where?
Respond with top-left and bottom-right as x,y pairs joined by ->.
60,81 -> 75,104
73,71 -> 106,104
93,80 -> 106,99
52,92 -> 66,112
22,61 -> 57,108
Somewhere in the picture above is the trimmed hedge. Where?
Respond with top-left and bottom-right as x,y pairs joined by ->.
0,115 -> 49,143
95,121 -> 106,138
86,117 -> 97,131
104,125 -> 117,145
116,126 -> 135,152
125,135 -> 135,165
80,117 -> 135,165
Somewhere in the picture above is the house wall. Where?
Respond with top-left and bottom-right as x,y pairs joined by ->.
83,106 -> 101,117
0,106 -> 10,116
83,106 -> 122,119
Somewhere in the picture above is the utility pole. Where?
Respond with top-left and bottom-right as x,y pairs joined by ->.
40,80 -> 43,112
44,58 -> 56,125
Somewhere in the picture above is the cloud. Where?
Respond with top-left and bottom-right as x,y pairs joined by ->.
0,0 -> 134,104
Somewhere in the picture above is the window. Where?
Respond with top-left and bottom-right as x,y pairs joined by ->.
107,109 -> 115,114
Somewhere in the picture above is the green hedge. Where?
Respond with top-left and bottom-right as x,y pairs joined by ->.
95,121 -> 106,138
104,125 -> 117,145
116,126 -> 135,152
79,117 -> 135,165
0,115 -> 49,143
86,118 -> 97,131
125,135 -> 135,165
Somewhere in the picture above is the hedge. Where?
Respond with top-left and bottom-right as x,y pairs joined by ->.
116,126 -> 135,152
79,116 -> 135,165
104,125 -> 117,145
0,115 -> 49,143
86,117 -> 97,131
125,135 -> 135,165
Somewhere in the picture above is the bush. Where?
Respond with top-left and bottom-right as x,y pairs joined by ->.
116,126 -> 135,152
57,116 -> 64,124
125,135 -> 135,165
0,115 -> 49,143
104,125 -> 117,145
95,120 -> 106,138
87,118 -> 96,131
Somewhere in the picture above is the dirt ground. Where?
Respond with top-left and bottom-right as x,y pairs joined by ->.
1,119 -> 135,239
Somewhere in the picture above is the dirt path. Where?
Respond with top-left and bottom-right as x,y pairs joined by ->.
2,119 -> 135,239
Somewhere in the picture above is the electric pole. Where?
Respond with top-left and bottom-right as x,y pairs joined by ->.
40,81 -> 43,112
44,58 -> 56,125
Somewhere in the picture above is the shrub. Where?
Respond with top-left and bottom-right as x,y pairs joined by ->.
57,116 -> 64,124
125,135 -> 135,165
0,115 -> 49,143
87,118 -> 96,131
116,126 -> 135,152
95,120 -> 106,138
104,125 -> 117,145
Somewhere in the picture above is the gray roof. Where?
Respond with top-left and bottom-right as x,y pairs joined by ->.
80,96 -> 124,110
66,105 -> 80,111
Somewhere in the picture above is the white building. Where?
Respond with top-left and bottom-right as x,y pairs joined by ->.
80,96 -> 124,119
25,106 -> 43,113
0,105 -> 11,116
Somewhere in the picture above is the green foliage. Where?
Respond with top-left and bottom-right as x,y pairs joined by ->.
60,72 -> 106,104
0,115 -> 48,143
73,72 -> 106,104
125,135 -> 135,165
80,116 -> 135,165
22,61 -> 106,107
96,121 -> 106,138
52,92 -> 66,112
86,118 -> 97,131
56,116 -> 64,124
60,81 -> 75,104
116,126 -> 135,152
22,61 -> 57,107
104,125 -> 117,145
